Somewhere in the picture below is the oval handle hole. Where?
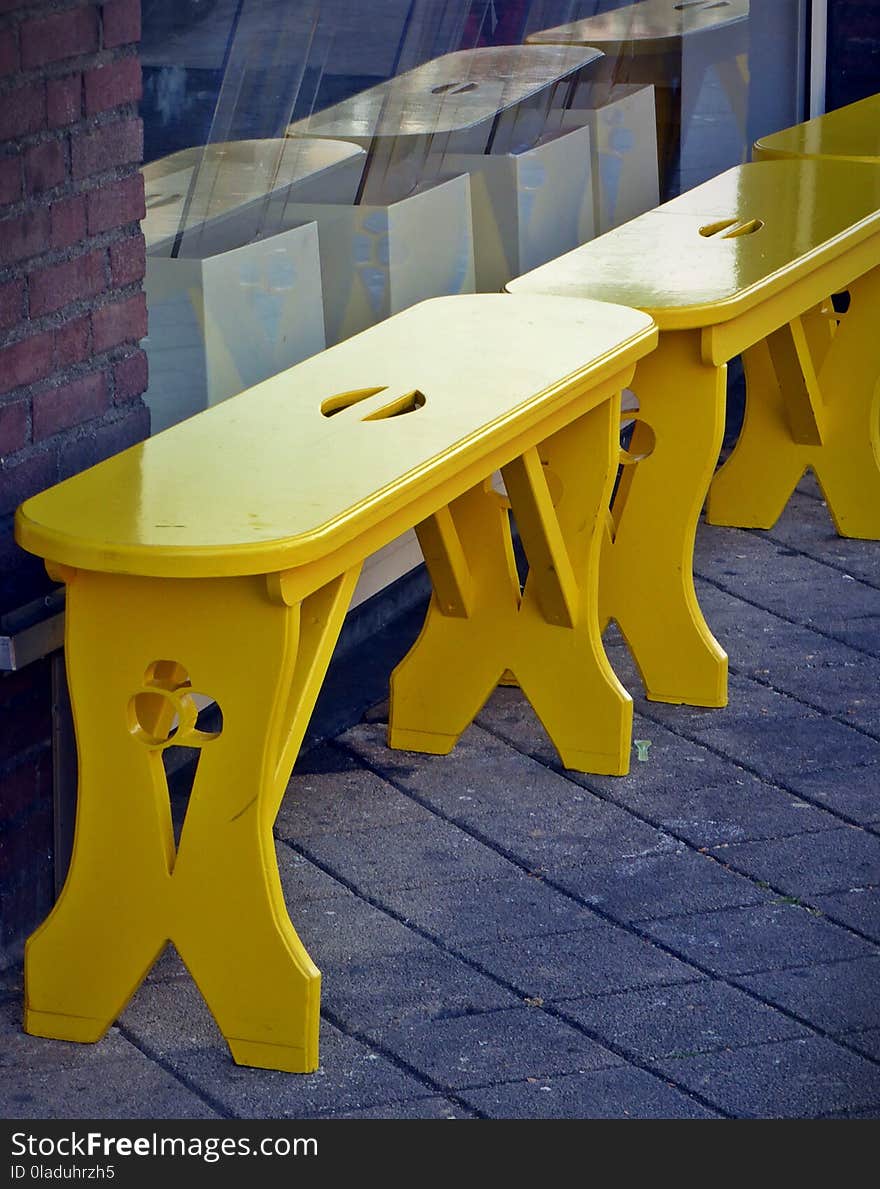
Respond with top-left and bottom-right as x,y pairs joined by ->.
321,387 -> 386,417
362,389 -> 426,420
699,217 -> 764,239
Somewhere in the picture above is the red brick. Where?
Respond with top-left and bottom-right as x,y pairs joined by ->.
0,26 -> 18,77
92,291 -> 146,353
20,6 -> 99,70
0,448 -> 56,515
32,369 -> 108,440
0,277 -> 25,331
23,138 -> 67,194
102,0 -> 141,49
0,81 -> 46,142
0,155 -> 21,205
59,399 -> 149,478
0,208 -> 49,266
47,74 -> 82,129
86,171 -> 144,234
84,55 -> 141,116
109,231 -> 145,285
28,249 -> 107,317
0,400 -> 28,456
113,347 -> 147,402
70,117 -> 141,179
49,192 -> 86,249
55,314 -> 90,366
0,328 -> 54,395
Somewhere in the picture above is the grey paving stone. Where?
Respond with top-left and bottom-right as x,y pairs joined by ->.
558,980 -> 810,1060
739,955 -> 880,1033
298,816 -> 516,893
710,827 -> 880,896
330,1097 -> 475,1119
553,847 -> 771,923
653,1036 -> 880,1118
472,925 -> 698,1001
813,888 -> 880,942
459,1065 -> 720,1119
376,875 -> 601,948
365,1006 -> 621,1090
764,492 -> 880,589
612,771 -> 839,847
819,614 -> 880,656
275,843 -> 356,901
643,901 -> 877,976
840,1029 -> 880,1061
277,743 -> 431,839
477,686 -> 735,793
775,763 -> 880,826
342,719 -> 616,823
120,973 -> 226,1057
656,674 -> 880,778
695,520 -> 880,624
0,999 -> 146,1072
321,945 -> 521,1029
163,1022 -> 430,1119
0,1055 -> 220,1119
292,891 -> 428,965
0,962 -> 22,999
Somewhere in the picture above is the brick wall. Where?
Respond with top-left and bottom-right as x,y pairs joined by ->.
0,0 -> 148,956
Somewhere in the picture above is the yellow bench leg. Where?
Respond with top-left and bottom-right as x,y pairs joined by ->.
389,398 -> 633,775
25,567 -> 359,1073
708,270 -> 880,539
601,330 -> 728,707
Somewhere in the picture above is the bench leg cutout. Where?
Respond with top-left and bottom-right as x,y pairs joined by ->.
24,568 -> 359,1072
390,399 -> 632,775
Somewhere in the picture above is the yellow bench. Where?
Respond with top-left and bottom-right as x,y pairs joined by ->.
509,159 -> 880,711
753,92 -> 880,165
14,294 -> 656,1074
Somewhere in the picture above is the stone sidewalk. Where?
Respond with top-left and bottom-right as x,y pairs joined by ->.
1,478 -> 878,1119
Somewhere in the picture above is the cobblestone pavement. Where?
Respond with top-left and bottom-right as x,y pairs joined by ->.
2,477 -> 878,1119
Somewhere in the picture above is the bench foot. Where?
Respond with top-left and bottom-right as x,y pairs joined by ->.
708,273 -> 880,540
391,397 -> 632,775
24,1007 -> 111,1045
602,330 -> 728,708
24,567 -> 354,1073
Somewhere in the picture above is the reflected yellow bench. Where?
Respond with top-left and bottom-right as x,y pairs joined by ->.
509,159 -> 880,710
14,294 -> 655,1073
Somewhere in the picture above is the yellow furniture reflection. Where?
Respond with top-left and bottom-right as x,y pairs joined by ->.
289,44 -> 603,203
509,159 -> 880,711
15,295 -> 656,1074
527,0 -> 750,186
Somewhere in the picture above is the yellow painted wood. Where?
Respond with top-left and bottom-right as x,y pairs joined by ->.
507,160 -> 880,330
415,508 -> 473,619
16,294 -> 656,1073
765,317 -> 824,447
754,93 -> 880,165
17,295 -> 654,578
599,330 -> 728,707
509,157 -> 880,709
390,394 -> 634,776
708,266 -> 880,537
